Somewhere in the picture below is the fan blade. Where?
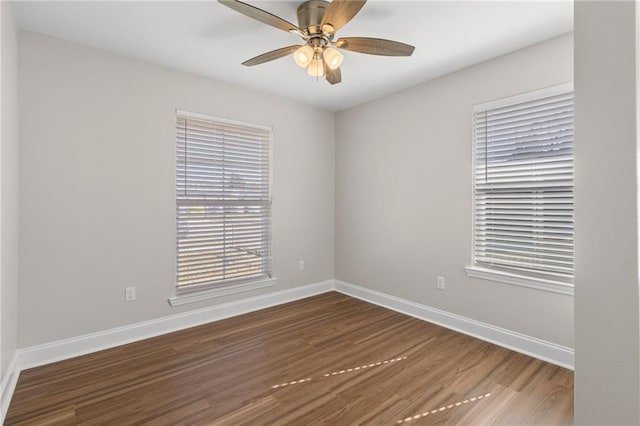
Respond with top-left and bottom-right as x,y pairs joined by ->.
320,0 -> 366,34
326,66 -> 342,85
242,45 -> 301,66
335,37 -> 415,56
219,0 -> 302,34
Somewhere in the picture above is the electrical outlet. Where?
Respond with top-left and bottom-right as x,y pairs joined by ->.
125,286 -> 136,302
298,260 -> 305,271
436,276 -> 445,290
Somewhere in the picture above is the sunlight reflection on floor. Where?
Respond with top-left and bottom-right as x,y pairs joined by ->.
396,393 -> 492,423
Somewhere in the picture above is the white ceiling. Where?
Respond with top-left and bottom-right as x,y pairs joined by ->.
12,1 -> 573,111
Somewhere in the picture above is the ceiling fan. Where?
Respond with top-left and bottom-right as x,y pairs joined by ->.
218,0 -> 415,85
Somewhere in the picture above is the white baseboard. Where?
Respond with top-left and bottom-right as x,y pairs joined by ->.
0,353 -> 19,424
17,280 -> 334,371
334,280 -> 574,370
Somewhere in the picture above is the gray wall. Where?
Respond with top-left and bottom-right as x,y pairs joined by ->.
18,32 -> 335,347
335,34 -> 574,348
574,1 -> 639,423
1,1 -> 20,379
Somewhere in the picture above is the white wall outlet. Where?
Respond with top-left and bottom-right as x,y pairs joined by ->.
125,286 -> 136,302
436,276 -> 445,290
298,260 -> 305,271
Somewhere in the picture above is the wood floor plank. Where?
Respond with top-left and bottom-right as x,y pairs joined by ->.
5,292 -> 573,425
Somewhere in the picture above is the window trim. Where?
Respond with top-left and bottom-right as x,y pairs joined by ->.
465,266 -> 573,295
169,276 -> 277,307
171,109 -> 274,302
468,82 -> 574,294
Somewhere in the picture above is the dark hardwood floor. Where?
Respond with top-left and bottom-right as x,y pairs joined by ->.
6,292 -> 573,425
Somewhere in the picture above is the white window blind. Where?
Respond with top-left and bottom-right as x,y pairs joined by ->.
176,112 -> 272,293
472,85 -> 574,283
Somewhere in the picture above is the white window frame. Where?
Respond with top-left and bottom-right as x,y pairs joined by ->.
169,110 -> 275,306
465,82 -> 574,296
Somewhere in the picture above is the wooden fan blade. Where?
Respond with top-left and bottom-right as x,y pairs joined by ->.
335,37 -> 415,56
242,45 -> 301,66
219,0 -> 302,34
320,0 -> 366,34
326,66 -> 342,85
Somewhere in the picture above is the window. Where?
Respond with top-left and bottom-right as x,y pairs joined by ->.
175,111 -> 272,295
466,84 -> 574,294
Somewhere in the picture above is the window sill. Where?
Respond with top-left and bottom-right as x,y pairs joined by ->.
168,277 -> 277,307
465,266 -> 574,296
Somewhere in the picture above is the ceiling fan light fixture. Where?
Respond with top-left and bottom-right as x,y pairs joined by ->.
323,47 -> 343,70
293,45 -> 314,68
307,58 -> 325,77
322,23 -> 335,35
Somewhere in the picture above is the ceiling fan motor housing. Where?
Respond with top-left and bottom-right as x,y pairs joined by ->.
297,0 -> 330,35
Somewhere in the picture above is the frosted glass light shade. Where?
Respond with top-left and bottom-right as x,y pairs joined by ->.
307,58 -> 325,77
293,45 -> 314,68
323,47 -> 343,70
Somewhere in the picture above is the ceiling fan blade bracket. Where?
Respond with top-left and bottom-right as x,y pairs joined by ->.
320,0 -> 367,34
334,39 -> 349,49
